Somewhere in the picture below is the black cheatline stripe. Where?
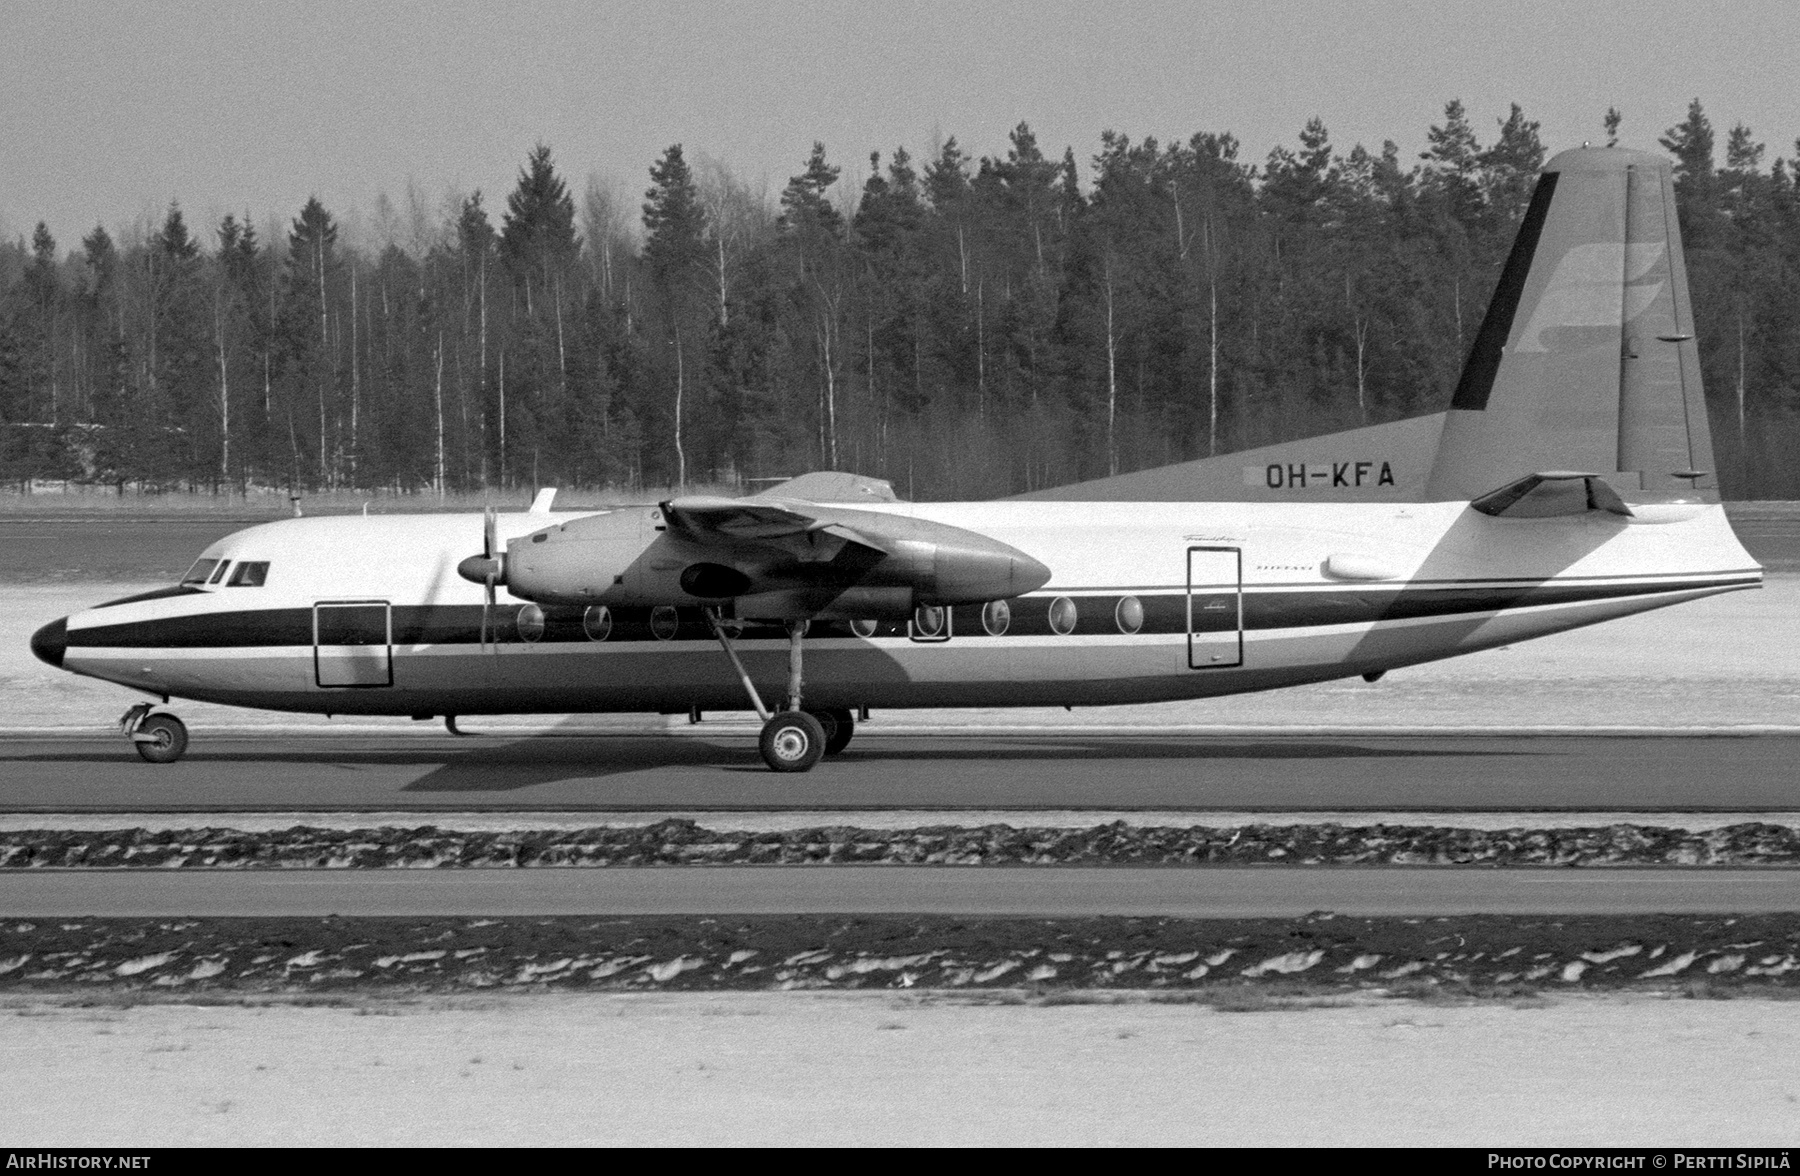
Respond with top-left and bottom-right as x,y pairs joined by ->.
65,577 -> 1742,650
1449,170 -> 1559,411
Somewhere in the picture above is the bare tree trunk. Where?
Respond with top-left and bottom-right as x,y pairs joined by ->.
316,234 -> 330,489
434,333 -> 446,496
554,276 -> 567,389
349,263 -> 359,484
1355,317 -> 1369,424
717,235 -> 729,327
498,349 -> 507,490
1452,276 -> 1463,358
975,279 -> 986,418
214,293 -> 230,482
1208,234 -> 1219,457
1737,310 -> 1748,445
1104,256 -> 1119,477
819,315 -> 838,468
673,334 -> 687,488
478,255 -> 488,488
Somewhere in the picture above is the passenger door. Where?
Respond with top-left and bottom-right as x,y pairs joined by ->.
314,600 -> 393,688
1186,547 -> 1243,669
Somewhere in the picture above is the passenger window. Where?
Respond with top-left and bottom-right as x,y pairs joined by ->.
227,561 -> 270,587
208,561 -> 232,584
180,558 -> 219,585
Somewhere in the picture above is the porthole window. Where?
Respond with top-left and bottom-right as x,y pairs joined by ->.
1048,596 -> 1078,635
981,600 -> 1011,636
1115,595 -> 1144,635
650,605 -> 681,641
517,603 -> 546,643
849,618 -> 878,638
583,605 -> 612,641
913,604 -> 945,638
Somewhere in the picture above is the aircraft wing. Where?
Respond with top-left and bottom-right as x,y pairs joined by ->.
660,496 -> 890,556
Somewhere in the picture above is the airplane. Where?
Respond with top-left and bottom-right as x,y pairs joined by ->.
29,146 -> 1761,772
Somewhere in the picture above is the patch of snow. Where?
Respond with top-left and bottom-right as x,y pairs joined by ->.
973,961 -> 1019,983
1243,950 -> 1324,978
1560,962 -> 1588,983
1639,951 -> 1699,978
187,960 -> 225,980
1337,954 -> 1382,973
1580,945 -> 1641,965
646,958 -> 703,983
518,959 -> 573,978
1026,965 -> 1057,982
1707,955 -> 1745,974
114,952 -> 177,977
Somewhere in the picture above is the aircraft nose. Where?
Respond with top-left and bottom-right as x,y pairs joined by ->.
30,617 -> 67,668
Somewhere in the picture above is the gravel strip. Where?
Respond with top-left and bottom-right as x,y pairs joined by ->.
5,819 -> 1800,869
3,913 -> 1796,994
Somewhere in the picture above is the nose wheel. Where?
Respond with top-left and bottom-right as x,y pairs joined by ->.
121,704 -> 188,764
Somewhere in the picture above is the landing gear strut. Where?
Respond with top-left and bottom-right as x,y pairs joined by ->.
705,610 -> 839,772
121,702 -> 188,764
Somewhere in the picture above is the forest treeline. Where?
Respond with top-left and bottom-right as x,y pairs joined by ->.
2,99 -> 1797,501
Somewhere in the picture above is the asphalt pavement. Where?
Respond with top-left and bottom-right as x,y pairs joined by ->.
5,864 -> 1798,917
2,730 -> 1796,812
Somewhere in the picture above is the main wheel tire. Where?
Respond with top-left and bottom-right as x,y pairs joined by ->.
134,713 -> 188,764
760,711 -> 826,773
819,707 -> 855,755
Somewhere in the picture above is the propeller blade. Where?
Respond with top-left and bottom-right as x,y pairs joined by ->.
483,571 -> 497,650
483,507 -> 497,560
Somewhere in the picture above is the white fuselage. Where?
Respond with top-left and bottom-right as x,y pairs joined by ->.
51,499 -> 1761,717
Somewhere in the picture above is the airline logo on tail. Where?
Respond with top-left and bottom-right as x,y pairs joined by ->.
1514,242 -> 1666,352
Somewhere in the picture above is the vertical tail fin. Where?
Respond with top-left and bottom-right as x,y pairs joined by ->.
1426,147 -> 1717,501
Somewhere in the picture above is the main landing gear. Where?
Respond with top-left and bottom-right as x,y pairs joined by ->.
705,609 -> 856,773
121,702 -> 188,764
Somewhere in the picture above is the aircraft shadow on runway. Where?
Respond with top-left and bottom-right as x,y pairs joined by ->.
0,733 -> 1539,794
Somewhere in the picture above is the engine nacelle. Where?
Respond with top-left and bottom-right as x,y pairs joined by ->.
492,501 -> 1053,617
503,508 -> 653,604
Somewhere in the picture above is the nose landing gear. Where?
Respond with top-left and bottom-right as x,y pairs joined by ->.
121,703 -> 188,764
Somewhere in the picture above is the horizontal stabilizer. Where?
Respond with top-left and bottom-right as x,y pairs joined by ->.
1469,472 -> 1633,519
749,472 -> 900,503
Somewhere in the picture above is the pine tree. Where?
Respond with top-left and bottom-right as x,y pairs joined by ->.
779,142 -> 844,235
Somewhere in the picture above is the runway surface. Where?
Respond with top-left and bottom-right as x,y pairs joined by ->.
6,865 -> 1799,917
3,730 -> 1798,813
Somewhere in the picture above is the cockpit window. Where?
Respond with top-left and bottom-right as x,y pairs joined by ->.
208,561 -> 232,584
180,558 -> 219,585
227,561 -> 269,587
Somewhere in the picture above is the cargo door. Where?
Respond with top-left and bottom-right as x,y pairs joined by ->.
1186,547 -> 1243,669
314,600 -> 393,688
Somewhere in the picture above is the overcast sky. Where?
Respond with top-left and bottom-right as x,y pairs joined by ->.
5,0 -> 1797,251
